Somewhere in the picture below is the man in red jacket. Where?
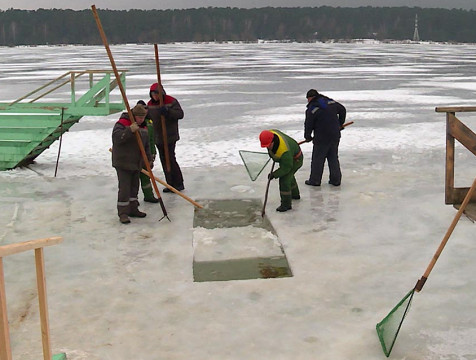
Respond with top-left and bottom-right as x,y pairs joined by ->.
147,83 -> 185,193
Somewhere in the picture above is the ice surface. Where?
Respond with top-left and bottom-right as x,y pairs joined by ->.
193,226 -> 282,261
0,41 -> 476,360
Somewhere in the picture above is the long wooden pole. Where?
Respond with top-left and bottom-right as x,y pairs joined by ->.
91,5 -> 169,221
298,121 -> 354,145
261,161 -> 276,217
154,44 -> 171,173
107,147 -> 200,208
415,176 -> 476,292
142,169 -> 203,209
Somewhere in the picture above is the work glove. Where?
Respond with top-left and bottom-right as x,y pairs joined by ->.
268,173 -> 274,180
159,106 -> 168,116
130,122 -> 139,133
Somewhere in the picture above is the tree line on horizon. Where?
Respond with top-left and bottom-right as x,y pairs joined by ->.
0,6 -> 475,46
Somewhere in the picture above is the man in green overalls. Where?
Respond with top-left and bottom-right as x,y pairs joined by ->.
138,100 -> 159,203
260,129 -> 303,212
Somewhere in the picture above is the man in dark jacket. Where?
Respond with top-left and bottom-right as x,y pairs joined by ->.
304,89 -> 346,187
112,103 -> 152,224
147,83 -> 185,193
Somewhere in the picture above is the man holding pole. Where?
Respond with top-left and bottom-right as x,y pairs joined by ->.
147,83 -> 185,192
304,89 -> 346,187
112,104 -> 152,224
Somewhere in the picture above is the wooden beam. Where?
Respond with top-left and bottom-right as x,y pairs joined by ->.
436,106 -> 476,113
454,203 -> 476,222
447,115 -> 476,156
451,187 -> 476,205
0,237 -> 62,257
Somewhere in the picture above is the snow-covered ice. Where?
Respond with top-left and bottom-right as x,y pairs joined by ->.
0,41 -> 476,359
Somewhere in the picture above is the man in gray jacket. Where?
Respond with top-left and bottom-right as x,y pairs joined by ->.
112,104 -> 153,224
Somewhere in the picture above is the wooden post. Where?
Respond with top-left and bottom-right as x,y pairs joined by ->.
445,112 -> 455,204
35,248 -> 52,360
0,258 -> 12,360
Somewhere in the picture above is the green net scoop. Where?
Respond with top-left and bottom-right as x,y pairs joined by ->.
239,150 -> 270,181
376,288 -> 415,357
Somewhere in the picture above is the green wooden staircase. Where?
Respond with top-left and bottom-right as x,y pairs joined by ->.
0,70 -> 126,170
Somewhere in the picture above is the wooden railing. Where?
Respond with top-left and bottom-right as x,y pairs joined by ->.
435,106 -> 476,206
0,237 -> 63,360
6,69 -> 126,108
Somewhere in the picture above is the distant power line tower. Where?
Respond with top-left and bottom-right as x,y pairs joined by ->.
413,14 -> 420,41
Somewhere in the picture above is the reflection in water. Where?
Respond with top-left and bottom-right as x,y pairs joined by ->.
309,189 -> 341,232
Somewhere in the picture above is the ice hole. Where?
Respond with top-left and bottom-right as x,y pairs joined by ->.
192,199 -> 292,282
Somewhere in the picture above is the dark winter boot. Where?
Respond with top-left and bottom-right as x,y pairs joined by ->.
142,185 -> 159,203
119,214 -> 131,224
305,180 -> 320,186
163,184 -> 184,193
144,195 -> 159,203
277,194 -> 292,212
276,204 -> 292,212
129,200 -> 147,218
129,208 -> 147,218
118,205 -> 130,224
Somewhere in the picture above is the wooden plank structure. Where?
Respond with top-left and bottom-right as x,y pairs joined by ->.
0,237 -> 65,360
435,106 -> 476,221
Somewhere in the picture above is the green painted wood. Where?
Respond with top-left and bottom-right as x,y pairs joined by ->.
0,70 -> 126,170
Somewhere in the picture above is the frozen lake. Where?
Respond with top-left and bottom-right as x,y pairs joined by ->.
0,41 -> 475,359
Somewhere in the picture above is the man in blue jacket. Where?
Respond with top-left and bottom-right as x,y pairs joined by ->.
304,89 -> 346,187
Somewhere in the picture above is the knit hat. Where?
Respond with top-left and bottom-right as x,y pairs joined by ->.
149,82 -> 166,97
306,89 -> 319,98
132,104 -> 147,117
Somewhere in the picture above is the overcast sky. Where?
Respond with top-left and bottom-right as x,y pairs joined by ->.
0,0 -> 475,11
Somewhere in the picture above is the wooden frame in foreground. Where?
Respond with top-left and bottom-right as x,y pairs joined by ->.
0,236 -> 63,360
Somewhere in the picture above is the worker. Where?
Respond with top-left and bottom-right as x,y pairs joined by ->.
259,129 -> 303,212
304,89 -> 346,186
136,100 -> 159,203
112,103 -> 152,224
147,83 -> 185,192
